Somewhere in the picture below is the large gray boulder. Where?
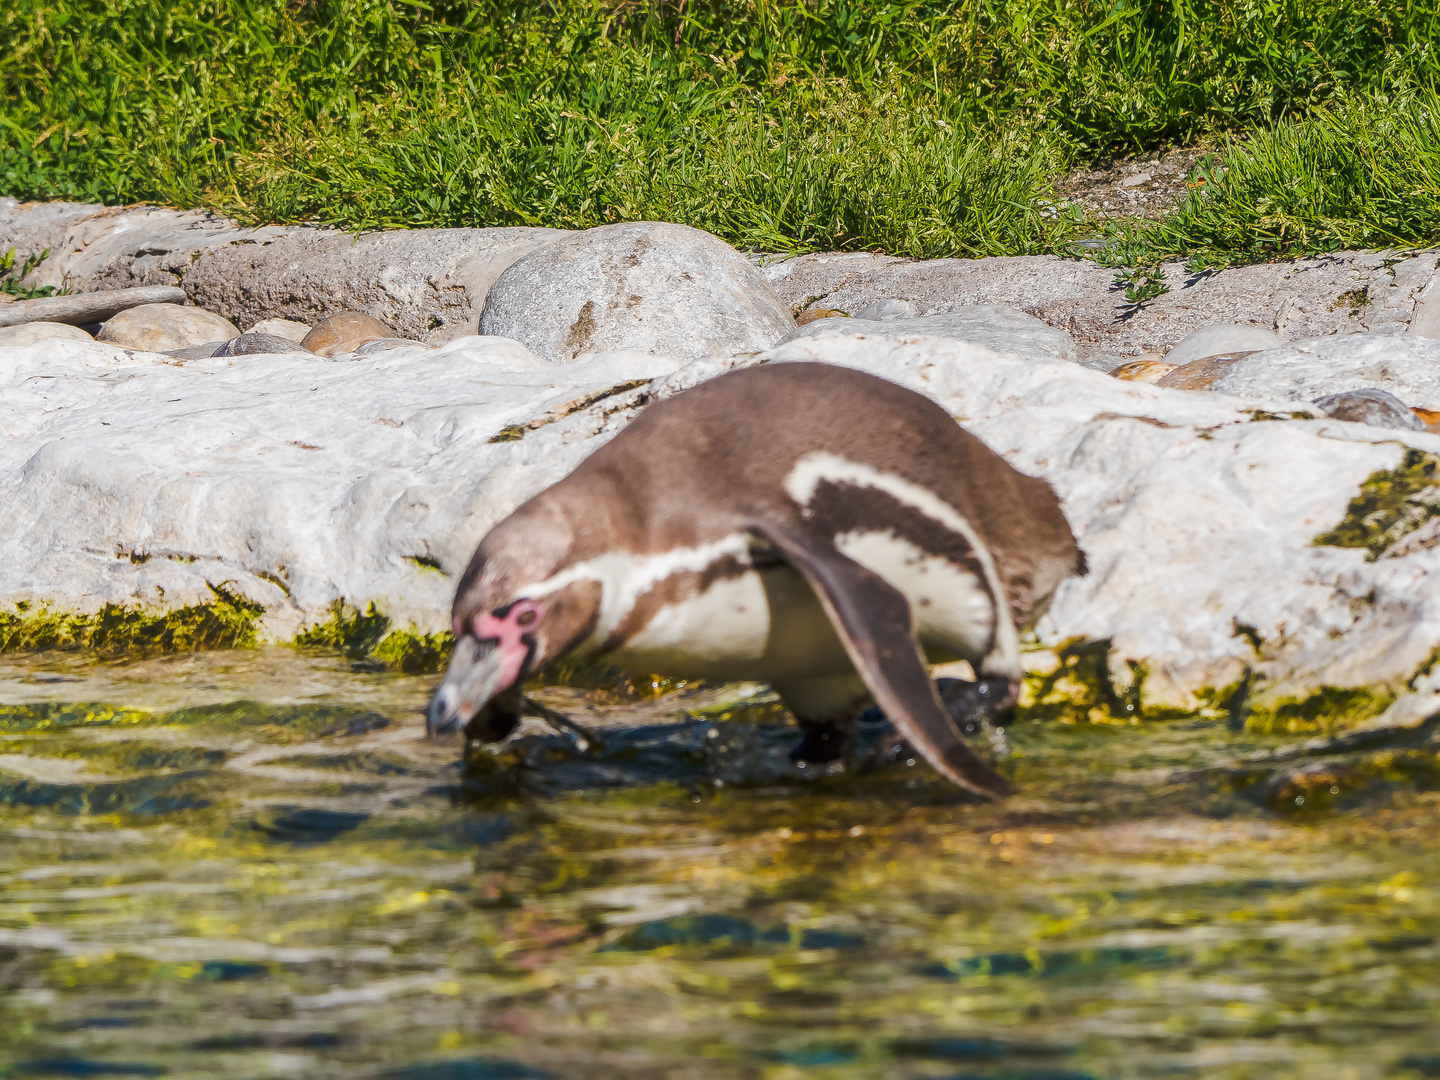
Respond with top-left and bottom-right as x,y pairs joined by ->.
777,307 -> 1079,363
479,222 -> 795,363
760,248 -> 1440,368
1211,334 -> 1440,407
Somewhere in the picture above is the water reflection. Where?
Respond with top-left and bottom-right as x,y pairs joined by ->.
0,649 -> 1438,1079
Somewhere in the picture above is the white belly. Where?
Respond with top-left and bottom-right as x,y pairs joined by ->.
603,532 -> 996,682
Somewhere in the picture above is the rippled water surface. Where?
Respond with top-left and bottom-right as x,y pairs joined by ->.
2,649 -> 1438,1080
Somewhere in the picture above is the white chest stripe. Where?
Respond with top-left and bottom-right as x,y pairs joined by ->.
516,532 -> 755,645
784,451 -> 1020,674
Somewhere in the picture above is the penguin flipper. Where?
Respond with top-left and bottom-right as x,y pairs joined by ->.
749,523 -> 1011,799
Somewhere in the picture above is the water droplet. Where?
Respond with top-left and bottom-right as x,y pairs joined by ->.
1295,796 -> 1305,805
906,758 -> 916,767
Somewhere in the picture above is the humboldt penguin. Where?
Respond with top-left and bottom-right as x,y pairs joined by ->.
427,362 -> 1085,797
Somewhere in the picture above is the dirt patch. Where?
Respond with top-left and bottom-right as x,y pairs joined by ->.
1052,146 -> 1218,221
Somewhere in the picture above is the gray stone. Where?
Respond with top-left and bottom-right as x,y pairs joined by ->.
1312,388 -> 1425,431
1162,323 -> 1284,366
0,285 -> 188,329
212,332 -> 309,357
479,222 -> 795,364
777,306 -> 1079,363
96,304 -> 239,352
1211,333 -> 1440,407
852,298 -> 917,321
0,322 -> 93,346
163,342 -> 227,361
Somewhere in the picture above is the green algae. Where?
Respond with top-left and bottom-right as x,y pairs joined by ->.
1244,685 -> 1396,736
0,588 -> 263,655
1017,639 -> 1198,725
294,601 -> 454,674
1314,448 -> 1440,559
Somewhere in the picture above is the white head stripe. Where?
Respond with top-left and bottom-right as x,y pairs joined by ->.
517,532 -> 755,645
783,452 -> 1020,674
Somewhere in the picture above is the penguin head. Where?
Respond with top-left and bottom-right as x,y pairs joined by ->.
427,506 -> 600,742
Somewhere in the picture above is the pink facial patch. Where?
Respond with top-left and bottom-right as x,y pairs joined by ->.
473,600 -> 544,690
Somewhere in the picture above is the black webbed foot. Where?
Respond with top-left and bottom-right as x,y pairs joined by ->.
936,676 -> 1017,738
790,721 -> 854,765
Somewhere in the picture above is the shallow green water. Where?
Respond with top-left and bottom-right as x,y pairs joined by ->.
1,649 -> 1438,1080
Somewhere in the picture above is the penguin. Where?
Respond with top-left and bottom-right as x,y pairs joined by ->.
427,362 -> 1085,798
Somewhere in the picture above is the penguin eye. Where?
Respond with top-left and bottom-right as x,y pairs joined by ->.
516,609 -> 537,627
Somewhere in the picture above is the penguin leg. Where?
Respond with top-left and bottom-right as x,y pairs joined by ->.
772,673 -> 870,765
748,523 -> 1011,799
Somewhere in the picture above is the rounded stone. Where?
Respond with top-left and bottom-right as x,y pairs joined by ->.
1162,323 -> 1283,366
1108,358 -> 1177,384
1312,387 -> 1426,431
1156,351 -> 1260,391
479,222 -> 796,363
0,322 -> 94,346
212,332 -> 310,357
249,318 -> 313,343
301,312 -> 396,357
96,304 -> 240,352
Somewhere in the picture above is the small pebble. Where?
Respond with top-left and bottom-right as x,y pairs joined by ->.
301,311 -> 395,357
795,308 -> 849,326
1155,351 -> 1259,391
1109,358 -> 1177,384
1313,388 -> 1425,431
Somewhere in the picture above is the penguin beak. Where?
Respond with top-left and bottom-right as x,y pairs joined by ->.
427,636 -> 509,739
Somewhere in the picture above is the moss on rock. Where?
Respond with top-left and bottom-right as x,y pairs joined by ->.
1244,685 -> 1394,735
293,601 -> 453,674
1314,448 -> 1440,560
0,587 -> 262,655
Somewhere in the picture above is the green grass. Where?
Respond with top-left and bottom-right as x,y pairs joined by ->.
2,0 -> 1439,260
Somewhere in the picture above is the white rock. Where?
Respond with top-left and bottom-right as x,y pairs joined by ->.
250,318 -> 312,343
776,307 -> 1079,363
96,304 -> 240,352
0,322 -> 93,346
1211,333 -> 1440,407
1162,323 -> 1284,365
4,327 -> 1440,717
0,337 -> 683,640
479,222 -> 795,363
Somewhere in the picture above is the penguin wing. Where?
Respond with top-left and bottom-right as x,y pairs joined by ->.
748,523 -> 1011,799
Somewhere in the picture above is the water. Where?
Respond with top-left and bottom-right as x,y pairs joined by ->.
1,649 -> 1438,1079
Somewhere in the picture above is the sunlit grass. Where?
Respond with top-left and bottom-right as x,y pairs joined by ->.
2,0 -> 1439,259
